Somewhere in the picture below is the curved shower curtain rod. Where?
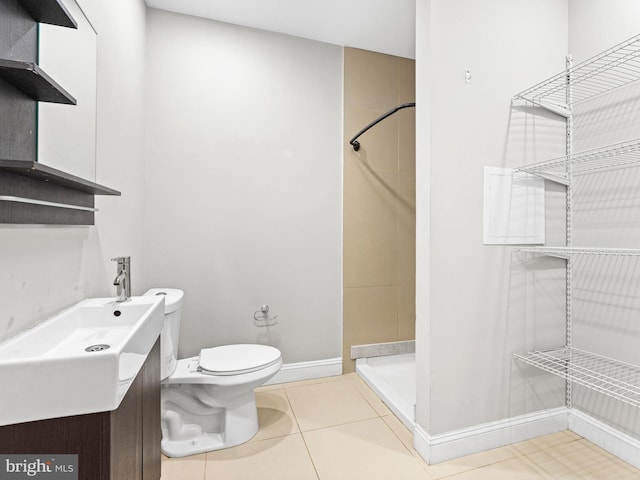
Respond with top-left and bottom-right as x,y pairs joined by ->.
349,102 -> 415,151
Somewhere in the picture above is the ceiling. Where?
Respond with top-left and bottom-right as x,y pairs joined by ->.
145,0 -> 416,59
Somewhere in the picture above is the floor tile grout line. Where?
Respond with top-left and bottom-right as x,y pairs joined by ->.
432,457 -> 538,480
520,451 -> 570,480
378,415 -> 420,457
281,381 -> 325,391
280,375 -> 355,392
282,385 -> 305,435
278,378 -> 323,479
296,414 -> 383,434
514,452 -> 559,480
165,375 -> 640,480
375,416 -> 435,479
522,437 -> 637,480
352,379 -> 389,416
299,429 -> 322,480
533,439 -> 619,478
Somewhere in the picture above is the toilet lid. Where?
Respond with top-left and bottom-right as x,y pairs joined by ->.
198,344 -> 281,376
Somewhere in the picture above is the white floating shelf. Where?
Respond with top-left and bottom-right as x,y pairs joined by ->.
515,347 -> 640,408
514,33 -> 640,112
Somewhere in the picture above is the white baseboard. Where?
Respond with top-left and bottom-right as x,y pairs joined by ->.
569,409 -> 640,470
413,406 -> 640,468
413,407 -> 569,465
264,357 -> 342,385
265,358 -> 640,470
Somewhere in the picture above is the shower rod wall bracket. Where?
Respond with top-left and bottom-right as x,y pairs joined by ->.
349,102 -> 415,151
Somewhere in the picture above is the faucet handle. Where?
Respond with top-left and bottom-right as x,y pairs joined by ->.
111,256 -> 130,264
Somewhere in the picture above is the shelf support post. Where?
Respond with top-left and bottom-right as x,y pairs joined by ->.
565,54 -> 574,409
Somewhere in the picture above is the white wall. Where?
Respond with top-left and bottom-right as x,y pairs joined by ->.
569,0 -> 640,62
568,0 -> 640,438
415,0 -> 569,436
143,9 -> 343,363
0,0 -> 147,343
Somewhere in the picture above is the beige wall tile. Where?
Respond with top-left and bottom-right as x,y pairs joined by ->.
342,345 -> 355,374
344,48 -> 399,111
345,106 -> 399,172
343,158 -> 399,288
398,56 -> 416,105
399,107 -> 416,174
343,286 -> 398,348
398,284 -> 416,340
343,48 -> 415,373
398,170 -> 416,287
398,167 -> 416,210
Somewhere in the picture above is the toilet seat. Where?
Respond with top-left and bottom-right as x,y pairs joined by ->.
198,344 -> 281,376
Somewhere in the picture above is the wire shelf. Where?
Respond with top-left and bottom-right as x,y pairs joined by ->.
516,138 -> 640,185
515,347 -> 640,408
514,33 -> 640,110
516,246 -> 640,259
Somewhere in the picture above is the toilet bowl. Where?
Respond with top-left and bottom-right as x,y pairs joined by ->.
144,288 -> 282,458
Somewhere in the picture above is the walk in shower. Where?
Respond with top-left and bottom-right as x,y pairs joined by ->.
343,48 -> 416,432
357,352 -> 416,431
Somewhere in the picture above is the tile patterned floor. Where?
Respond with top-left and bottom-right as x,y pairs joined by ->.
161,374 -> 640,480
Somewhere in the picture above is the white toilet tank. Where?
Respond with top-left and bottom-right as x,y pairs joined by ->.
144,288 -> 184,380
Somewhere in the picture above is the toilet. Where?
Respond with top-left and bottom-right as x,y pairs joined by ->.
144,288 -> 282,458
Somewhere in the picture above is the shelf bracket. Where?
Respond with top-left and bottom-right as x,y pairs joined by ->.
512,97 -> 571,118
516,170 -> 570,186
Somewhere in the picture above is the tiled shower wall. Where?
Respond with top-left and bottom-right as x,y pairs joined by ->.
343,48 -> 416,373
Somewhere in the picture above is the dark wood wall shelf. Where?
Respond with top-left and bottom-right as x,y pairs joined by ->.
16,0 -> 76,28
0,0 -> 120,225
0,159 -> 120,195
0,59 -> 76,104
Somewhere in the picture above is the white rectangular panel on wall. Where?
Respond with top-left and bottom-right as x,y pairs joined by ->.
483,167 -> 544,245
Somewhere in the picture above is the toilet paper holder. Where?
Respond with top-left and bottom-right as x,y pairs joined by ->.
254,305 -> 278,327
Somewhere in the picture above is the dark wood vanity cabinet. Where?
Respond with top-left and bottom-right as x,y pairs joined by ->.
0,339 -> 161,480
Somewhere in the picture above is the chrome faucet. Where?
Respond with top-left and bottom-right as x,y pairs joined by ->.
111,256 -> 131,302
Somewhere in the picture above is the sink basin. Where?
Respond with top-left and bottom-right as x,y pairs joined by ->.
0,295 -> 164,426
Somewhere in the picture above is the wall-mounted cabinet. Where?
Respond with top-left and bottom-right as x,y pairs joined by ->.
0,0 -> 120,225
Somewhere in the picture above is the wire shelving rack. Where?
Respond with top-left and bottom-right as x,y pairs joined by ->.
516,246 -> 640,259
513,33 -> 640,115
515,348 -> 640,408
516,138 -> 640,185
513,32 -> 640,409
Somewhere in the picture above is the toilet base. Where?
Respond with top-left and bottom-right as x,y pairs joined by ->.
161,385 -> 260,457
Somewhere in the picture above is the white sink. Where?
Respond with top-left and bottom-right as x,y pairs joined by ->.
0,295 -> 164,426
